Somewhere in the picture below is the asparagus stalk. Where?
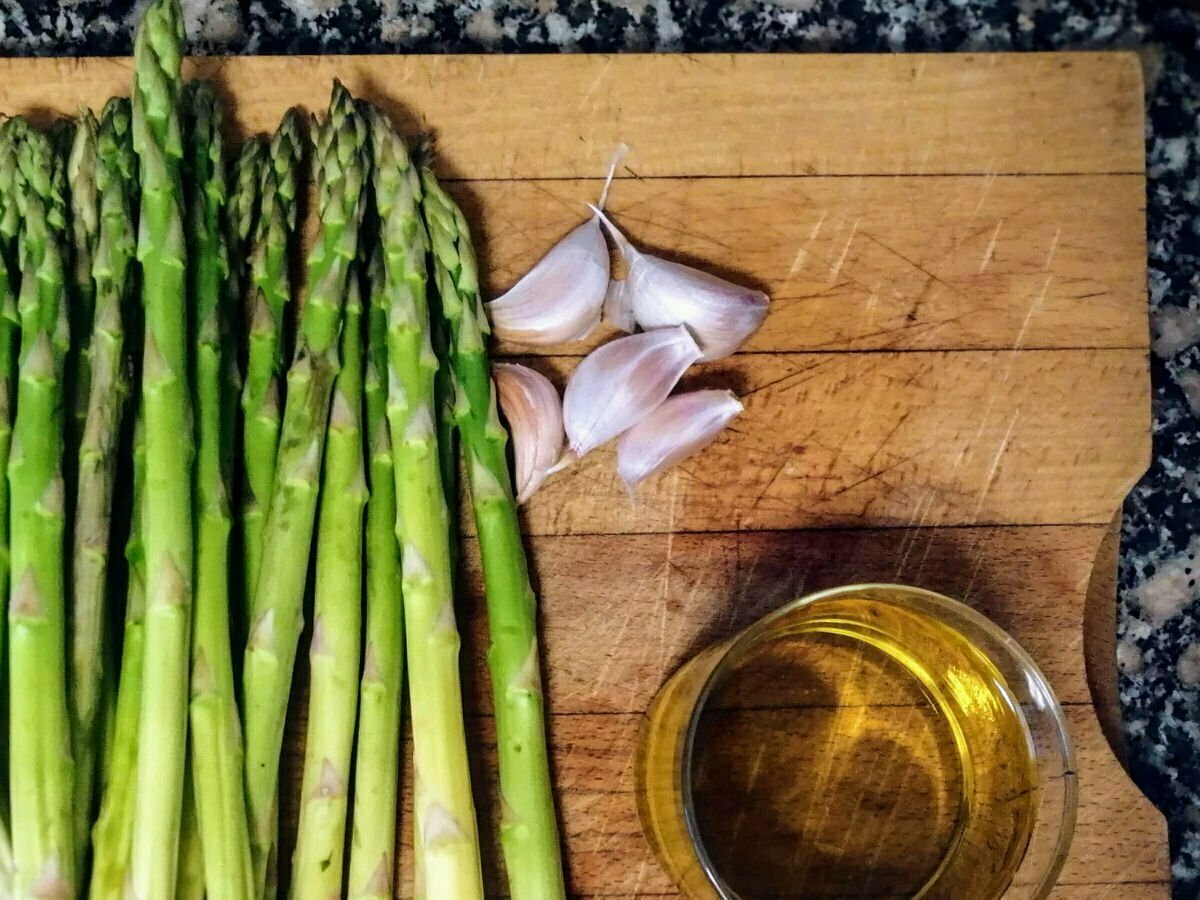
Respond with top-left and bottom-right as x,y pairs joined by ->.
7,117 -> 76,898
370,108 -> 484,899
226,138 -> 265,648
0,125 -> 18,665
176,769 -> 206,900
348,241 -> 405,899
290,259 -> 366,899
0,815 -> 11,900
227,138 -> 265,339
67,113 -> 99,320
68,96 -> 135,868
422,163 -> 567,898
242,83 -> 368,896
67,111 -> 101,468
241,111 -> 303,605
129,0 -> 195,894
87,413 -> 144,900
0,118 -> 20,900
184,81 -> 256,900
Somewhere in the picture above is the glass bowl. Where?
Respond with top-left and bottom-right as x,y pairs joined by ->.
635,583 -> 1077,900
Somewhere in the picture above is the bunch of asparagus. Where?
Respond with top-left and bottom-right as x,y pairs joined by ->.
0,0 -> 566,897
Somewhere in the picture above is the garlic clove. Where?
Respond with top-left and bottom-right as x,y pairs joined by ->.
494,362 -> 565,504
616,389 -> 744,488
485,218 -> 609,346
591,204 -> 769,361
628,257 -> 769,360
563,325 -> 702,457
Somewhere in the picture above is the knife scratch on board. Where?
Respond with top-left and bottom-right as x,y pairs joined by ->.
789,209 -> 827,276
979,218 -> 1003,273
828,220 -> 859,284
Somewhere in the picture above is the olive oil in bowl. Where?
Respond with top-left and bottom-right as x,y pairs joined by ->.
636,585 -> 1076,900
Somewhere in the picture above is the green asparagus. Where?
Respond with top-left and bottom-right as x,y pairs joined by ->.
129,0 -> 195,894
348,240 -> 405,900
0,117 -> 21,900
68,96 -> 135,868
226,137 -> 265,646
227,137 -> 266,338
7,117 -> 76,898
242,83 -> 369,896
241,110 -> 303,606
177,769 -> 206,900
67,113 -> 99,330
67,111 -> 101,466
87,413 -> 144,900
371,108 -> 484,900
184,81 -> 256,900
422,162 -> 567,898
0,813 -> 11,900
291,260 -> 366,899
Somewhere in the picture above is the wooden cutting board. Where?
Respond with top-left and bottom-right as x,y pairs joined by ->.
0,52 -> 1167,897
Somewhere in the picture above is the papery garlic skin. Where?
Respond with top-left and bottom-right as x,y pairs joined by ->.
603,278 -> 636,332
563,325 -> 702,457
494,363 -> 565,503
591,204 -> 769,359
616,389 -> 744,487
485,218 -> 609,345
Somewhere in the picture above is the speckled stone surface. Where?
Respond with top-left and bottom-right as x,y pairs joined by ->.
4,0 -> 1200,894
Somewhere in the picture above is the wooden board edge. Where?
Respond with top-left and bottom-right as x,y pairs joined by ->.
1079,508 -> 1170,888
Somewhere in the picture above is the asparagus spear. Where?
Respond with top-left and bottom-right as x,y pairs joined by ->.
0,814 -> 11,900
0,126 -> 18,677
370,108 -> 484,899
422,162 -> 567,898
7,117 -> 76,898
68,96 -> 135,868
176,769 -> 206,900
87,412 -> 144,900
67,114 -> 99,317
227,138 -> 265,336
225,138 -> 265,648
129,0 -> 194,894
348,241 -> 405,899
242,83 -> 368,896
67,111 -> 100,466
0,118 -> 20,900
241,111 -> 303,606
184,81 -> 255,900
290,258 -> 366,899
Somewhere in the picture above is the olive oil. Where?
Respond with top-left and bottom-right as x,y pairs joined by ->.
637,591 -> 1046,900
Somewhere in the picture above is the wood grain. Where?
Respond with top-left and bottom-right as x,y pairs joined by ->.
0,52 -> 1162,897
0,55 -> 1143,177
510,350 -> 1150,534
457,526 -> 1124,714
465,175 -> 1148,355
278,525 -> 1166,896
379,707 -> 1167,896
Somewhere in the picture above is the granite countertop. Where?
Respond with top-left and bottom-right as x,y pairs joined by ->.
6,0 -> 1200,894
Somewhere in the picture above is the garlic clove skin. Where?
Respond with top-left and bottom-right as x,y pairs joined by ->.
485,218 -> 609,346
590,203 -> 768,360
494,363 -> 565,504
616,389 -> 744,488
602,277 -> 636,333
563,325 -> 702,457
